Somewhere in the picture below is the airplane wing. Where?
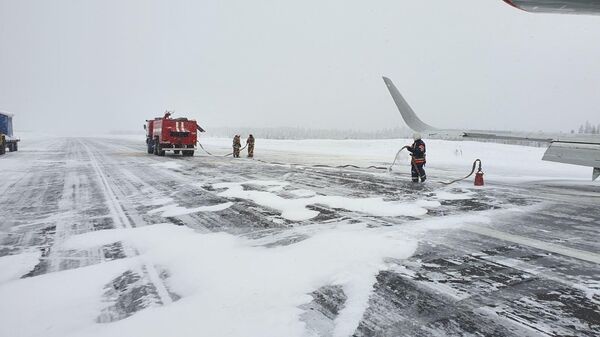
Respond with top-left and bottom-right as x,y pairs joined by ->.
382,76 -> 600,180
503,0 -> 600,16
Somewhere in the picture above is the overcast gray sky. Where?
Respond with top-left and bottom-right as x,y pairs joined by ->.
1,0 -> 599,134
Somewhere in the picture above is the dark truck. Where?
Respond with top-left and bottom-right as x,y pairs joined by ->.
0,112 -> 19,155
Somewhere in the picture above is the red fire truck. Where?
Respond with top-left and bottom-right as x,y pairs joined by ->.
145,112 -> 205,156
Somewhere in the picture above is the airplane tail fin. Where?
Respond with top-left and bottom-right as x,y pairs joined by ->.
382,76 -> 437,132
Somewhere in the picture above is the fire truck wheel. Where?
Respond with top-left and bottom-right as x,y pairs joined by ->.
174,150 -> 180,155
153,139 -> 159,155
147,142 -> 154,154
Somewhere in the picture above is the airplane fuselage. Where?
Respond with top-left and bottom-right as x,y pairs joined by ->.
503,0 -> 600,15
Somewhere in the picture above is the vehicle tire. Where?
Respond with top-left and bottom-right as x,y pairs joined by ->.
13,142 -> 17,151
147,139 -> 154,154
174,150 -> 180,155
8,143 -> 14,152
158,144 -> 165,156
182,144 -> 192,157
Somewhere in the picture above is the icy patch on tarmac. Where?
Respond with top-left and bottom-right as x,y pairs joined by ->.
147,197 -> 173,206
212,180 -> 439,221
148,202 -> 233,217
47,222 -> 419,337
151,162 -> 183,170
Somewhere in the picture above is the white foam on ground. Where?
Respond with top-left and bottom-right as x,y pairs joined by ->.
212,180 -> 439,221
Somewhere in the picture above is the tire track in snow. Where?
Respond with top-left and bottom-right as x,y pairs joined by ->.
79,139 -> 173,306
83,138 -> 222,234
47,139 -> 104,272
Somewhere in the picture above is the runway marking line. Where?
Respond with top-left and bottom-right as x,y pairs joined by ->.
464,224 -> 600,265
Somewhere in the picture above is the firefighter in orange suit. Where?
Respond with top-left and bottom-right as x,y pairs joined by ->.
246,134 -> 255,158
406,133 -> 426,182
232,135 -> 241,158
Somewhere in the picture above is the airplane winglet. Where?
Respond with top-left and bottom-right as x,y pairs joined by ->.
382,76 -> 437,132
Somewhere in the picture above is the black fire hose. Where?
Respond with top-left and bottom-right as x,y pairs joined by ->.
440,159 -> 483,185
197,141 -> 247,157
227,143 -> 248,157
388,146 -> 410,171
311,164 -> 388,170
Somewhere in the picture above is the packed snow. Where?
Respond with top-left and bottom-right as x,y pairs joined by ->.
0,250 -> 41,284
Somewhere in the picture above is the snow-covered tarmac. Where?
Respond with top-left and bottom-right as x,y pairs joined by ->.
0,136 -> 598,337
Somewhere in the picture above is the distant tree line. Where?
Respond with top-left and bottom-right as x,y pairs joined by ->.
204,126 -> 414,140
574,121 -> 600,134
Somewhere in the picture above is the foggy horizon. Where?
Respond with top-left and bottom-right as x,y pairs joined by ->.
1,0 -> 600,135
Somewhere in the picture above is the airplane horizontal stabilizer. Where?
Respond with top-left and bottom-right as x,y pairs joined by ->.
542,142 -> 600,179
